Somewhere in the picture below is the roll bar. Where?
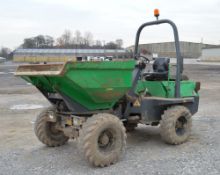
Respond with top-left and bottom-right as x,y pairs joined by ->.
134,19 -> 183,98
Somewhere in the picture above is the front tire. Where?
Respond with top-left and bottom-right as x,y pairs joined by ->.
79,113 -> 126,167
160,106 -> 192,145
34,107 -> 69,147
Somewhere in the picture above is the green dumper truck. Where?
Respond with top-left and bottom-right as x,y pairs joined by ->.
15,18 -> 200,167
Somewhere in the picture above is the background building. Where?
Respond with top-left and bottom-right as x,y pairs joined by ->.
127,41 -> 216,58
0,57 -> 6,63
13,48 -> 128,62
200,47 -> 220,62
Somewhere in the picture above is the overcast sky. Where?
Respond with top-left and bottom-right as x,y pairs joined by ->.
0,0 -> 220,49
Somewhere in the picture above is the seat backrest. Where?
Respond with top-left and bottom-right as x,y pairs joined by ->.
153,58 -> 170,73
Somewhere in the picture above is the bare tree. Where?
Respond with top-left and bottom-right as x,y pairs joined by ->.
115,39 -> 123,49
93,40 -> 102,48
23,38 -> 36,48
56,30 -> 73,48
21,30 -> 125,50
23,35 -> 54,48
44,35 -> 54,47
56,37 -> 65,48
34,35 -> 45,48
95,40 -> 102,46
75,30 -> 82,45
105,42 -> 118,49
83,31 -> 93,46
0,47 -> 11,59
62,30 -> 72,46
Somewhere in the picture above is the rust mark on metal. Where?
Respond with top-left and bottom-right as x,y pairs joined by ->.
92,91 -> 123,101
101,78 -> 124,88
15,63 -> 66,76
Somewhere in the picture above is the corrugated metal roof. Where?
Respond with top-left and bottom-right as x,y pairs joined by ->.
14,48 -> 126,54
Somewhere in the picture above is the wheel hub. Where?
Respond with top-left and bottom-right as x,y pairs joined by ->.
49,122 -> 60,134
98,130 -> 114,149
99,133 -> 110,146
176,120 -> 183,128
175,116 -> 187,136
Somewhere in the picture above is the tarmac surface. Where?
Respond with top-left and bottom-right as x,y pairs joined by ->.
0,60 -> 220,175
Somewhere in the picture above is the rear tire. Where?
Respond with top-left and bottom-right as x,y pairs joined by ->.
79,113 -> 126,167
34,107 -> 69,147
160,106 -> 192,145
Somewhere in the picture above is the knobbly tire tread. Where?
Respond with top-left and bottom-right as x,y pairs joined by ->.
34,106 -> 69,147
160,105 -> 192,145
78,113 -> 126,167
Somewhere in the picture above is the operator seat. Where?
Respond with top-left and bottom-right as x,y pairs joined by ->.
143,57 -> 170,81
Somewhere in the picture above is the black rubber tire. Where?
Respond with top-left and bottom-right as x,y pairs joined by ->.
79,113 -> 126,167
160,106 -> 192,145
34,107 -> 69,147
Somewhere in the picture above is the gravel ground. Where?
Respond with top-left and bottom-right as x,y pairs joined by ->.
0,61 -> 220,175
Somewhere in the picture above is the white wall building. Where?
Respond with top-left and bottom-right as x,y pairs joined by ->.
0,57 -> 6,63
201,47 -> 220,62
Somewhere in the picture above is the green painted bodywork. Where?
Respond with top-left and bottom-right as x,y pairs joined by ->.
21,60 -> 135,110
135,80 -> 199,98
19,60 -> 198,111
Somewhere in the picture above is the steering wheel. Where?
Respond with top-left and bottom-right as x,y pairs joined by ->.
138,55 -> 150,64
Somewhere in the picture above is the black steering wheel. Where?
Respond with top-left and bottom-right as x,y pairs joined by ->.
138,55 -> 150,64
